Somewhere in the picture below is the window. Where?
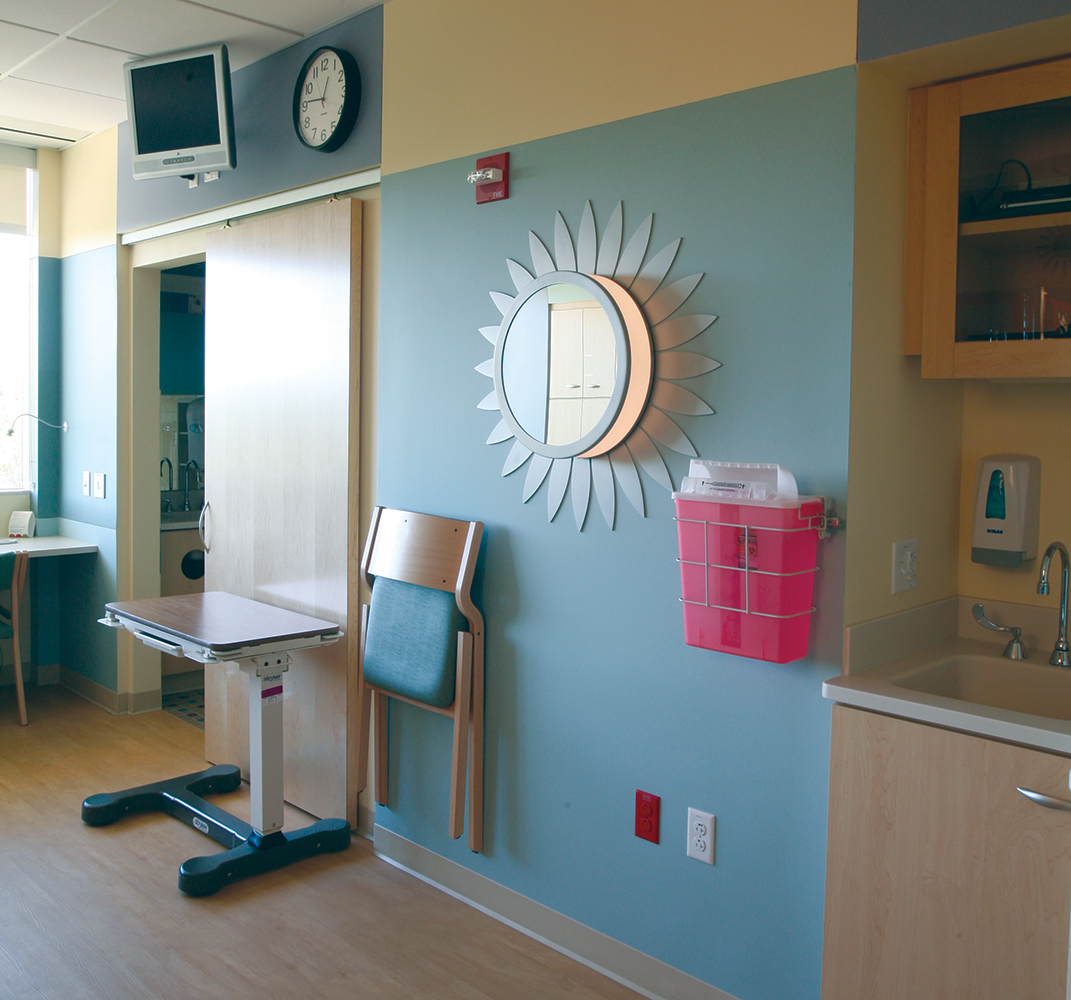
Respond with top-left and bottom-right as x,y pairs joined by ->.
0,167 -> 33,492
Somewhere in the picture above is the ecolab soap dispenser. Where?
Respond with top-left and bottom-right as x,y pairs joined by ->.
971,454 -> 1041,567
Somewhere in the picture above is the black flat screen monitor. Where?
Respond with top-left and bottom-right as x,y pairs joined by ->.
125,44 -> 236,180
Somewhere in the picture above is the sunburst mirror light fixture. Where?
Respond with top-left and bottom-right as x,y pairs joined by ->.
477,201 -> 721,530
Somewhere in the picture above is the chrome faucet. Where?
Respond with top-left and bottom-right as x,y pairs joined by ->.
1037,541 -> 1070,667
182,459 -> 200,512
160,458 -> 174,513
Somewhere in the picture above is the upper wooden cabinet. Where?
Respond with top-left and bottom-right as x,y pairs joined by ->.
906,56 -> 1071,378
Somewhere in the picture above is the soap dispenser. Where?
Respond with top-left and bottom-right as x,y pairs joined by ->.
971,454 -> 1040,567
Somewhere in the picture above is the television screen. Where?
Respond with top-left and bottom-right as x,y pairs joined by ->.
125,44 -> 236,180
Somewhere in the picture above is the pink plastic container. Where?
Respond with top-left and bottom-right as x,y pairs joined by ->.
675,494 -> 825,664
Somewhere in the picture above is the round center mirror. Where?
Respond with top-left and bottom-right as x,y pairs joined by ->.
496,272 -> 631,459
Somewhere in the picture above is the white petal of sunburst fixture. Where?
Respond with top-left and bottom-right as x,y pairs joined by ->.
476,201 -> 720,530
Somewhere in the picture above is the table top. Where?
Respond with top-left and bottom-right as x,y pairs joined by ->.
105,591 -> 341,653
0,535 -> 98,558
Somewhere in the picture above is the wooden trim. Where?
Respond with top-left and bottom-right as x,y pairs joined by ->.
920,80 -> 961,378
959,54 -> 1071,117
9,550 -> 27,725
374,690 -> 389,806
355,603 -> 370,794
953,337 -> 1071,378
904,87 -> 927,356
346,197 -> 363,830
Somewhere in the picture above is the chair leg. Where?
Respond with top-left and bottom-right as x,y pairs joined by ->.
468,630 -> 484,852
448,631 -> 472,840
374,691 -> 389,806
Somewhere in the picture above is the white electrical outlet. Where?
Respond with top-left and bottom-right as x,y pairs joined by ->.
892,538 -> 918,594
82,470 -> 90,496
92,472 -> 105,500
687,807 -> 715,864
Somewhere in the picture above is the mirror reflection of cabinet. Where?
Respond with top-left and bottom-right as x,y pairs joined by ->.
546,299 -> 616,446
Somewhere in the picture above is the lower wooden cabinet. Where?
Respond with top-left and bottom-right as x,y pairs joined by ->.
822,705 -> 1071,999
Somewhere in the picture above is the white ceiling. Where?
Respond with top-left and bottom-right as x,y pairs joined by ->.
0,0 -> 378,150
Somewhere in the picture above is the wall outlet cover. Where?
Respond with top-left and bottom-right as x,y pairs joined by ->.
687,807 -> 715,864
635,790 -> 660,844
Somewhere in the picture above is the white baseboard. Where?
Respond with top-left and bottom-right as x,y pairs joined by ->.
60,667 -> 119,714
373,825 -> 737,1000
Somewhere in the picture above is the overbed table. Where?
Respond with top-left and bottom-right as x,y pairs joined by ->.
85,591 -> 351,895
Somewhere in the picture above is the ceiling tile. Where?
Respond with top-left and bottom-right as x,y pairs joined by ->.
0,77 -> 127,136
13,39 -> 137,101
0,1 -> 113,35
0,20 -> 57,75
71,0 -> 300,70
198,0 -> 376,36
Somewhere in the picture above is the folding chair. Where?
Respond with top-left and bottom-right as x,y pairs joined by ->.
356,507 -> 485,852
0,551 -> 29,726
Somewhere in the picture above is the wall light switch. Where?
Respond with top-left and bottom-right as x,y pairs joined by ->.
92,472 -> 105,500
892,538 -> 918,594
82,471 -> 90,496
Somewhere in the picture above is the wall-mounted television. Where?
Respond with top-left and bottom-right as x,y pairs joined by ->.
124,44 -> 236,181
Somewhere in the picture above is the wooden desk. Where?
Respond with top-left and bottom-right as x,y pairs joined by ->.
0,535 -> 98,558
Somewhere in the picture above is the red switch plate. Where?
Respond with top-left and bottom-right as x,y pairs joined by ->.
635,789 -> 660,844
474,151 -> 509,205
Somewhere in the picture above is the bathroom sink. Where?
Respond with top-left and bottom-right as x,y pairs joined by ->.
161,509 -> 200,526
892,654 -> 1071,721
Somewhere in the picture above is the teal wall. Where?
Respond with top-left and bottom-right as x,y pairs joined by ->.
378,67 -> 856,1000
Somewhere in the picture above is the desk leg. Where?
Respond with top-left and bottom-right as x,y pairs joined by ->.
240,655 -> 288,836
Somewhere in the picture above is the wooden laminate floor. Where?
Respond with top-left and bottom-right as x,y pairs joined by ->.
0,686 -> 639,1000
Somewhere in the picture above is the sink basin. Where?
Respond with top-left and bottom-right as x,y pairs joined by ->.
161,509 -> 200,526
892,654 -> 1071,721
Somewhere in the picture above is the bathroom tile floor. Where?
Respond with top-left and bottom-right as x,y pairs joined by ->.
162,688 -> 204,729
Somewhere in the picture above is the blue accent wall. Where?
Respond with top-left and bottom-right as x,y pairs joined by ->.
858,0 -> 1071,61
378,67 -> 856,1000
117,4 -> 382,233
47,246 -> 118,690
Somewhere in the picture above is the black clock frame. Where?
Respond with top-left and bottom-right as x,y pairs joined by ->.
292,46 -> 362,153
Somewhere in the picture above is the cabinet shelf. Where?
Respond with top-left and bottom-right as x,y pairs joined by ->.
960,209 -> 1071,237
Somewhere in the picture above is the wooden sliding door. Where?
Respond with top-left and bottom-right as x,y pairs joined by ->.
203,198 -> 361,824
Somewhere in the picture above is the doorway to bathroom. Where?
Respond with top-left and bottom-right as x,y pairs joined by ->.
159,260 -> 206,725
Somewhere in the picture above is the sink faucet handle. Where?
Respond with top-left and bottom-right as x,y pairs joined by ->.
972,604 -> 1027,660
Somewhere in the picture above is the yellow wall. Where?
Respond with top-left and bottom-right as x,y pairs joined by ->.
382,0 -> 857,174
0,164 -> 26,232
958,382 -> 1071,606
36,149 -> 61,258
843,66 -> 965,626
59,127 -> 117,258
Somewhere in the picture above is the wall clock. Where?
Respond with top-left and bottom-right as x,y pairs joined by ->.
292,46 -> 361,152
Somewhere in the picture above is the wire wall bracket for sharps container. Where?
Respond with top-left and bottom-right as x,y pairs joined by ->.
673,460 -> 837,665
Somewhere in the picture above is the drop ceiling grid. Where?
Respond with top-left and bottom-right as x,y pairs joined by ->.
0,0 -> 378,149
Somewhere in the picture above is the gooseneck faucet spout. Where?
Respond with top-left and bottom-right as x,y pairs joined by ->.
160,457 -> 173,492
183,459 -> 200,512
1037,541 -> 1070,667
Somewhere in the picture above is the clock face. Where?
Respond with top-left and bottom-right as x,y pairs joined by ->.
293,47 -> 361,152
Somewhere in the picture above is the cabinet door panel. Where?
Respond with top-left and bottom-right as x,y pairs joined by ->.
823,706 -> 1071,1000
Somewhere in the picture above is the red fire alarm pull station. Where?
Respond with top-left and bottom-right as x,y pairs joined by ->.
635,789 -> 660,844
470,152 -> 509,204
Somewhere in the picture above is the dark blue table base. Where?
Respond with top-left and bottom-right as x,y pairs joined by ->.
81,764 -> 351,895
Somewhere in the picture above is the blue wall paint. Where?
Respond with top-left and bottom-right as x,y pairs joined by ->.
59,247 -> 117,530
378,68 -> 856,1000
858,0 -> 1071,61
117,4 -> 382,233
44,247 -> 120,688
35,256 -> 61,520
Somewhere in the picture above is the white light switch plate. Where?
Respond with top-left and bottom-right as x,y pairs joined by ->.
892,538 -> 918,594
92,472 -> 105,499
